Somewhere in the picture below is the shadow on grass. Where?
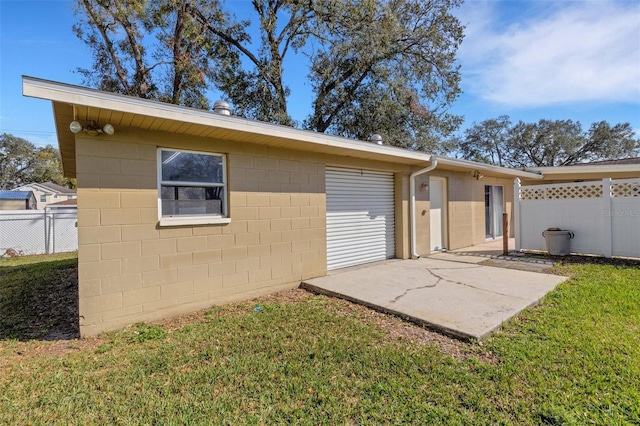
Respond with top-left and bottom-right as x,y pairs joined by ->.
0,256 -> 79,341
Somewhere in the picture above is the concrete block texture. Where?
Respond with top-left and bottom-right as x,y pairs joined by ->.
76,136 -> 329,336
74,132 -> 508,337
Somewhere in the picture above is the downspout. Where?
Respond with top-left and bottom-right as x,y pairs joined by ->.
410,155 -> 438,259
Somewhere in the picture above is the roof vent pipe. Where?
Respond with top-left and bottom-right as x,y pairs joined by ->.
368,133 -> 383,145
213,100 -> 231,116
410,155 -> 438,259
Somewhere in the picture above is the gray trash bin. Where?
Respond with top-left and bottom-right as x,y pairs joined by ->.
542,228 -> 574,256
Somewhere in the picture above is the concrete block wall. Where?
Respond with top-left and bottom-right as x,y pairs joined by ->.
73,125 -> 517,335
75,130 -> 327,336
413,171 -> 516,253
412,174 -> 431,256
448,172 -> 477,249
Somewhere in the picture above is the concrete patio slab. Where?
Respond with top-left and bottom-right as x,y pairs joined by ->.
301,258 -> 567,341
430,239 -> 556,273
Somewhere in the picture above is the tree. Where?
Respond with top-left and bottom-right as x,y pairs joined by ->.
187,0 -> 313,126
459,117 -> 640,167
73,0 -> 238,109
0,134 -> 73,189
73,0 -> 464,151
507,119 -> 585,167
304,0 -> 463,151
459,115 -> 511,166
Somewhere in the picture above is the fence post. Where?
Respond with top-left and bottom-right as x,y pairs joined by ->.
513,178 -> 521,251
502,213 -> 509,255
51,211 -> 56,254
602,178 -> 613,258
44,210 -> 50,254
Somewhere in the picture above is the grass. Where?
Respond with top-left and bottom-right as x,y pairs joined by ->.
1,255 -> 639,424
0,252 -> 78,340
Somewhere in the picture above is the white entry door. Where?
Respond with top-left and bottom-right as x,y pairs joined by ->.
429,177 -> 447,251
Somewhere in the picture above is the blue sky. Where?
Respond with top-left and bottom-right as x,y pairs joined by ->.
1,0 -> 639,148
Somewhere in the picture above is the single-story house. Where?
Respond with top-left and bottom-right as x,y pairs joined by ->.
23,76 -> 549,336
13,182 -> 77,209
0,190 -> 37,210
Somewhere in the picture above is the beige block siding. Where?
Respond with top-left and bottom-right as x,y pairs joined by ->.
412,171 -> 517,253
395,174 -> 411,259
412,174 -> 431,256
74,127 -> 517,336
446,172 -> 477,249
76,130 -> 338,336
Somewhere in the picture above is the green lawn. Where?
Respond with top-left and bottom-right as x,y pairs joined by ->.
0,252 -> 78,340
1,254 -> 639,424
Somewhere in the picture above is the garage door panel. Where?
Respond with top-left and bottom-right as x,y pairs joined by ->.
326,167 -> 395,270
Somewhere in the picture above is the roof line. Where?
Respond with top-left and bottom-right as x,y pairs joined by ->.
22,76 -> 544,179
525,164 -> 640,174
22,76 -> 432,163
438,157 -> 544,180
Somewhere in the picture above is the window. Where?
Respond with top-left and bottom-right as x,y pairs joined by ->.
158,148 -> 229,226
40,194 -> 47,202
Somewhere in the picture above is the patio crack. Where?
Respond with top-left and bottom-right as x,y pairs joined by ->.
390,281 -> 438,304
390,266 -> 520,304
430,267 -> 524,298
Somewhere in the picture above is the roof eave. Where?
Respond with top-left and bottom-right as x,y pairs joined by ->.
23,76 -> 545,182
22,76 -> 434,169
437,157 -> 544,180
525,164 -> 640,175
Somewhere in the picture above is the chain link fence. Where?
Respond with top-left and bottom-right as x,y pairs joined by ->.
0,209 -> 78,256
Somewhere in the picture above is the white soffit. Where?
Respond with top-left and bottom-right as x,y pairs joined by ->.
22,76 -> 432,166
22,76 -> 543,180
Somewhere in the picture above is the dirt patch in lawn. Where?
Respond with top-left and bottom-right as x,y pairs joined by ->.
268,289 -> 496,363
0,259 -> 79,342
0,287 -> 493,364
7,254 -> 637,364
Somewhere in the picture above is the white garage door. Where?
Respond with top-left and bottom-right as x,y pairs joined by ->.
326,167 -> 395,270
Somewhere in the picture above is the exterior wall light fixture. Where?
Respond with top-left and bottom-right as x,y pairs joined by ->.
70,121 -> 115,136
471,170 -> 484,180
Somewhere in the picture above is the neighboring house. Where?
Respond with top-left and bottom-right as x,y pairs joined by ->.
46,198 -> 78,214
23,76 -> 545,337
13,182 -> 77,209
0,190 -> 37,210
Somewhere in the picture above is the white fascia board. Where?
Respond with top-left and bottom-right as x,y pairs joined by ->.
525,164 -> 640,175
437,157 -> 544,179
22,76 -> 432,164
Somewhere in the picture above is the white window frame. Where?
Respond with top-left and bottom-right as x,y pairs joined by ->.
157,148 -> 231,226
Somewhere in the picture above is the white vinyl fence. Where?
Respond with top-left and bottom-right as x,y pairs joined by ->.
0,209 -> 78,256
514,178 -> 640,258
